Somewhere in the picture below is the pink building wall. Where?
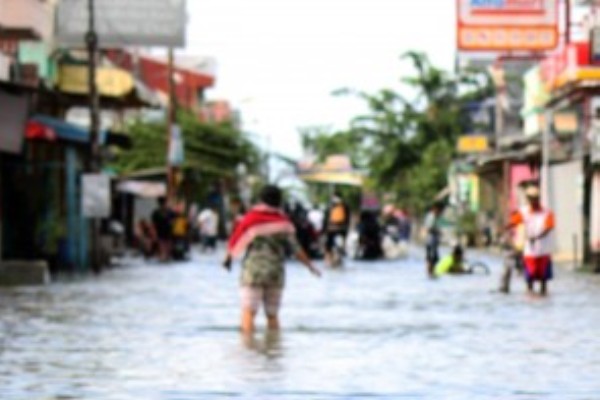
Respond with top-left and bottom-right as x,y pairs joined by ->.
509,163 -> 538,212
0,0 -> 54,40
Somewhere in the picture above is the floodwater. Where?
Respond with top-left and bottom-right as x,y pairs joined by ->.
1,247 -> 600,400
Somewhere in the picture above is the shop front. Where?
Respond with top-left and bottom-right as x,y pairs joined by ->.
0,82 -> 31,263
535,40 -> 600,265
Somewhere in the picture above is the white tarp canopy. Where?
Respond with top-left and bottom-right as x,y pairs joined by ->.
117,180 -> 166,198
297,155 -> 364,187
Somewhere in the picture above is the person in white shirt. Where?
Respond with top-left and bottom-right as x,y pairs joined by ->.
308,205 -> 325,233
198,206 -> 219,252
505,185 -> 555,296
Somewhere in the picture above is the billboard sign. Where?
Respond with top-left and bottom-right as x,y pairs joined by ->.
457,0 -> 559,52
56,0 -> 186,48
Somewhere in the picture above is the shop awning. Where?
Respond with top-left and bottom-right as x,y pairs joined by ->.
27,115 -> 104,144
298,170 -> 365,187
26,115 -> 132,148
297,155 -> 365,187
58,64 -> 135,98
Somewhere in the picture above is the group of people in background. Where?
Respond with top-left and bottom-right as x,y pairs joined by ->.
132,190 -> 413,269
286,194 -> 412,265
133,198 -> 221,262
423,183 -> 555,296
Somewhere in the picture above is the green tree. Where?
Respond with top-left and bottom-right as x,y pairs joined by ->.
301,51 -> 493,213
111,110 -> 264,202
299,125 -> 367,168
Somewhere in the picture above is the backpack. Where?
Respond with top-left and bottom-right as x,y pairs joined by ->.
330,204 -> 347,225
172,216 -> 188,236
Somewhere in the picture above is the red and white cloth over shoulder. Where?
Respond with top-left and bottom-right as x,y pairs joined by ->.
227,204 -> 296,259
510,207 -> 555,257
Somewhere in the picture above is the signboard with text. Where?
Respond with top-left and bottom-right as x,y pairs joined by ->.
457,135 -> 490,153
457,0 -> 559,52
57,0 -> 186,48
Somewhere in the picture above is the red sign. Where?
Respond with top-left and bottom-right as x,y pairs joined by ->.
457,0 -> 559,52
540,42 -> 592,89
471,0 -> 545,15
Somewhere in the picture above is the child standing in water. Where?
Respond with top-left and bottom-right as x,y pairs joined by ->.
223,185 -> 321,334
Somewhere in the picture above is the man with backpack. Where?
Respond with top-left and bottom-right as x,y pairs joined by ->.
323,193 -> 351,266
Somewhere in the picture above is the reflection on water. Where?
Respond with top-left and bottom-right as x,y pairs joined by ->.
0,249 -> 600,399
242,331 -> 284,359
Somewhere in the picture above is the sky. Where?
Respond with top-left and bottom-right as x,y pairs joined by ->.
184,0 -> 457,159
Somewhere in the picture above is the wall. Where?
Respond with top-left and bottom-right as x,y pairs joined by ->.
0,89 -> 28,154
510,163 -> 538,211
548,160 -> 584,262
0,154 -> 3,262
0,0 -> 55,40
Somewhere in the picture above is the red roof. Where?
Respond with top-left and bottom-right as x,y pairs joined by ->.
105,50 -> 215,110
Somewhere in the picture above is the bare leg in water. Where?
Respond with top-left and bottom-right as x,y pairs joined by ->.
241,310 -> 280,333
241,308 -> 257,334
267,315 -> 280,331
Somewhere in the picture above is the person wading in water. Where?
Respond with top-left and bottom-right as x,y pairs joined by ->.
505,185 -> 555,296
223,185 -> 321,334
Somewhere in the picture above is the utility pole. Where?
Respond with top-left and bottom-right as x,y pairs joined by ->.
167,48 -> 176,203
87,0 -> 100,172
86,0 -> 102,272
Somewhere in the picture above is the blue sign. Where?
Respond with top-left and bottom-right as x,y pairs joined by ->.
470,0 -> 505,8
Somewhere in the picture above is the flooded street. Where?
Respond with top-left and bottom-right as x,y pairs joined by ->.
1,248 -> 600,399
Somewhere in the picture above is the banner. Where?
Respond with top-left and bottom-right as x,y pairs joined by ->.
457,0 -> 559,52
56,0 -> 186,48
168,124 -> 185,167
82,174 -> 111,218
